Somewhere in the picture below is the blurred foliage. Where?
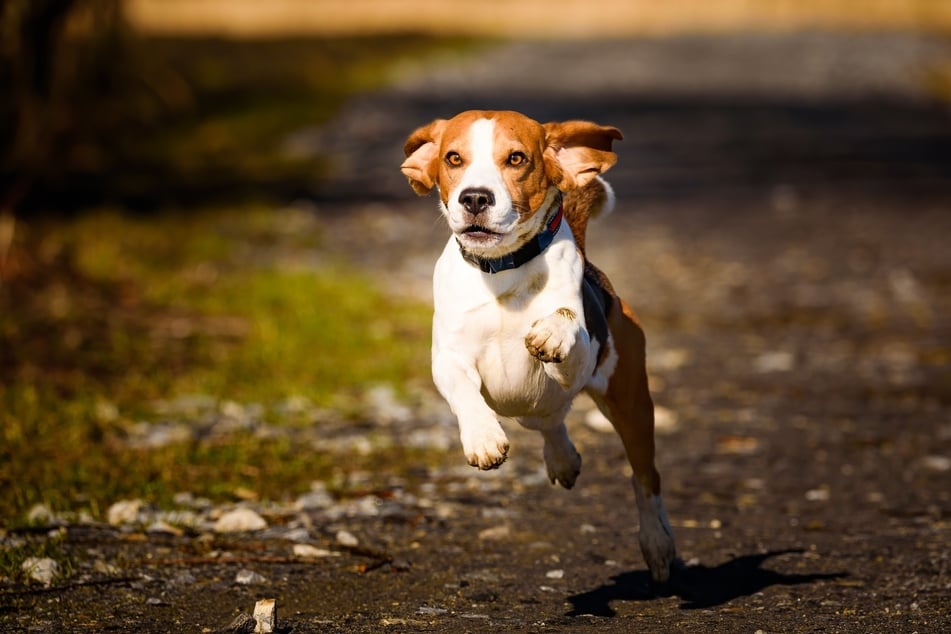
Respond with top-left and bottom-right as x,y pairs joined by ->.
0,0 -> 478,212
0,6 -> 470,521
0,206 -> 433,519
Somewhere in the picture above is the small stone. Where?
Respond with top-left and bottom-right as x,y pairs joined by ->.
653,405 -> 679,433
26,503 -> 58,525
294,489 -> 334,511
753,351 -> 795,373
173,492 -> 213,510
293,544 -> 335,559
214,509 -> 267,533
335,529 -> 359,547
107,499 -> 143,526
146,520 -> 183,536
478,525 -> 511,541
282,527 -> 312,543
235,569 -> 267,585
22,557 -> 59,586
923,455 -> 951,472
365,384 -> 412,424
545,569 -> 565,579
171,571 -> 197,586
416,606 -> 448,615
805,487 -> 830,502
253,598 -> 277,633
93,559 -> 121,576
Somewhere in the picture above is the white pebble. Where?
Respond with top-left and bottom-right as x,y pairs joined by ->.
335,529 -> 359,547
416,606 -> 448,615
654,405 -> 679,433
213,508 -> 268,533
293,544 -> 336,559
22,557 -> 59,586
545,569 -> 565,579
805,488 -> 830,502
26,504 -> 57,525
106,499 -> 143,526
146,520 -> 183,537
478,525 -> 511,541
923,455 -> 950,472
235,569 -> 267,585
753,351 -> 795,373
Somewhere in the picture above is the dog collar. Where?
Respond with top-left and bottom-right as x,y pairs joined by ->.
458,205 -> 564,274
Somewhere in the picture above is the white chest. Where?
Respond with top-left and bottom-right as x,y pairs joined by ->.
431,231 -> 590,417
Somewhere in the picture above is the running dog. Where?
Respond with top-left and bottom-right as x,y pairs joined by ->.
401,110 -> 676,583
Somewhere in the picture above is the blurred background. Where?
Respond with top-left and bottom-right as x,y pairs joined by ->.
1,0 -> 949,533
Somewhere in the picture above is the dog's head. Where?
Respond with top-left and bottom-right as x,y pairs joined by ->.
401,110 -> 622,258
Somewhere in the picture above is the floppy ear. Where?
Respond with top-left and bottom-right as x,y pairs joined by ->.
400,119 -> 446,196
543,121 -> 623,191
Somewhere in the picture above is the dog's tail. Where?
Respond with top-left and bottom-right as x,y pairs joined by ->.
562,176 -> 615,255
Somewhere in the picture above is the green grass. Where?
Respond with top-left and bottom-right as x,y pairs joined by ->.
0,34 -> 483,526
0,529 -> 74,586
0,206 -> 435,520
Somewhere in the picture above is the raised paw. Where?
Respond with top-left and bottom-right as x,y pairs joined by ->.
461,425 -> 510,470
525,308 -> 579,364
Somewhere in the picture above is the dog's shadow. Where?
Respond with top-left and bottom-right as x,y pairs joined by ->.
566,549 -> 846,616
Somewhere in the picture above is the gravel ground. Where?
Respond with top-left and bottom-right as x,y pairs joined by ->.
3,31 -> 951,632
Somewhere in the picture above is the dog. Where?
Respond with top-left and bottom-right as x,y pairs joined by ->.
401,110 -> 676,583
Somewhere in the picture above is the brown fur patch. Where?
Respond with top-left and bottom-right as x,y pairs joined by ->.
563,179 -> 609,254
556,307 -> 577,320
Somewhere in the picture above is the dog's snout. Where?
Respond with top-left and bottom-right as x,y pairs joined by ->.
458,188 -> 495,215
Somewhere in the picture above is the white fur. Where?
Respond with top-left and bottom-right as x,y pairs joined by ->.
431,220 -> 596,481
596,176 -> 616,217
442,119 -> 534,258
426,113 -> 675,581
431,117 -> 598,483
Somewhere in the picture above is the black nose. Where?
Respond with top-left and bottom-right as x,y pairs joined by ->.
458,188 -> 495,215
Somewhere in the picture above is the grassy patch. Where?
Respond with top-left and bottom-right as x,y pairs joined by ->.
0,529 -> 74,586
1,33 -> 478,523
0,206 -> 433,522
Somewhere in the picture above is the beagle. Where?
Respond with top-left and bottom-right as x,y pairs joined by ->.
401,110 -> 676,583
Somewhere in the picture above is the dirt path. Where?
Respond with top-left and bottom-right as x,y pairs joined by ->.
4,31 -> 951,632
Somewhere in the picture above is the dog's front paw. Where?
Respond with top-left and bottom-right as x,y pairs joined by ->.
525,308 -> 579,364
461,424 -> 510,470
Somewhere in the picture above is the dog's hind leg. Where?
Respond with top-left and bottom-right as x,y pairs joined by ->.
517,409 -> 582,490
590,298 -> 676,584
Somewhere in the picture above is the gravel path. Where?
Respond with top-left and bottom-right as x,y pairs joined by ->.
4,30 -> 951,633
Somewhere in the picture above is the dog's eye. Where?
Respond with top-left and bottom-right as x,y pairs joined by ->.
445,152 -> 463,167
507,152 -> 527,167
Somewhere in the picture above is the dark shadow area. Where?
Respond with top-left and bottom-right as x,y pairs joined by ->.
566,549 -> 847,617
320,92 -> 951,206
4,26 -> 950,213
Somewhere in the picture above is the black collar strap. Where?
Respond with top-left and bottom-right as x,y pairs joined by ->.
458,205 -> 564,274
